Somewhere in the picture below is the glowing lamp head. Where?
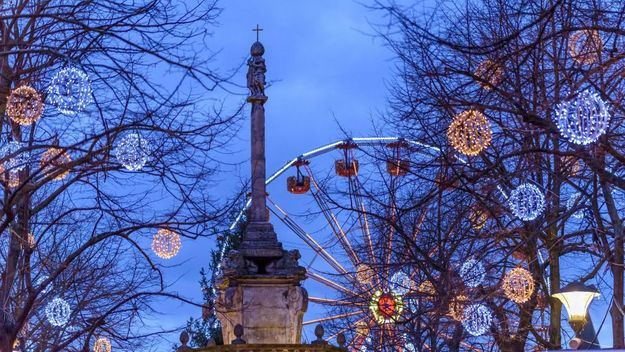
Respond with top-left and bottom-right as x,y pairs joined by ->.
552,282 -> 599,335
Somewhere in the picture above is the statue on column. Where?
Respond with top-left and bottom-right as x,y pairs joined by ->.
247,42 -> 266,101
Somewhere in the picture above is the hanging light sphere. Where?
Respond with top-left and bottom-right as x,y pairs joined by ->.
151,229 -> 181,259
0,141 -> 29,173
568,30 -> 602,65
554,89 -> 610,145
566,192 -> 586,219
356,263 -> 374,285
447,109 -> 492,156
354,320 -> 369,337
459,258 -> 486,288
502,267 -> 535,304
93,337 -> 112,352
474,59 -> 504,90
40,147 -> 72,181
508,183 -> 545,221
469,206 -> 489,230
390,271 -> 414,296
47,67 -> 93,116
448,294 -> 468,321
114,133 -> 151,171
45,297 -> 71,326
462,303 -> 493,336
6,85 -> 45,125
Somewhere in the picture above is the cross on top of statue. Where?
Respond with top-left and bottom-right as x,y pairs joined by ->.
253,24 -> 263,42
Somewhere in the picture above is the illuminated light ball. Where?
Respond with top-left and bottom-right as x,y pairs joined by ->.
356,263 -> 374,285
568,30 -> 602,65
404,342 -> 416,352
461,303 -> 492,336
354,320 -> 369,337
93,337 -> 112,352
474,59 -> 504,90
469,206 -> 489,230
390,271 -> 414,296
0,141 -> 29,174
508,183 -> 545,221
448,294 -> 468,321
47,67 -> 93,116
418,279 -> 436,302
502,267 -> 535,304
369,290 -> 404,324
406,296 -> 419,313
114,133 -> 152,171
40,147 -> 72,181
566,192 -> 585,219
3,171 -> 20,189
459,258 -> 486,288
151,229 -> 181,259
447,110 -> 492,156
554,89 -> 610,145
6,85 -> 45,126
45,297 -> 71,326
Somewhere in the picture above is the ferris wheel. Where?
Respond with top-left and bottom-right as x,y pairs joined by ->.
218,136 -> 548,351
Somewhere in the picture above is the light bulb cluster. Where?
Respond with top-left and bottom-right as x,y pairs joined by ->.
447,109 -> 492,156
45,297 -> 71,326
40,147 -> 72,181
502,267 -> 535,304
459,258 -> 486,288
554,89 -> 610,145
568,30 -> 602,65
474,59 -> 504,90
508,183 -> 545,221
448,294 -> 468,321
94,337 -> 112,352
469,206 -> 489,230
390,271 -> 414,296
462,303 -> 492,336
418,279 -> 436,301
356,263 -> 374,285
6,85 -> 45,126
47,66 -> 93,116
114,133 -> 152,171
151,229 -> 181,259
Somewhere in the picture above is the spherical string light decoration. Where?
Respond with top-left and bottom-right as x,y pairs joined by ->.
0,141 -> 29,173
502,267 -> 535,304
418,279 -> 436,302
474,59 -> 504,90
356,263 -> 374,285
459,258 -> 486,288
47,66 -> 93,116
6,85 -> 45,126
508,183 -> 545,221
390,271 -> 414,296
448,294 -> 468,321
568,30 -> 602,65
3,171 -> 20,188
462,303 -> 493,336
566,192 -> 585,219
469,206 -> 489,230
40,147 -> 72,181
554,89 -> 610,145
114,133 -> 152,171
45,297 -> 71,326
151,229 -> 181,259
447,109 -> 492,156
93,337 -> 112,352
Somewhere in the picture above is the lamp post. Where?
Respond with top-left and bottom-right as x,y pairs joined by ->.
552,282 -> 599,342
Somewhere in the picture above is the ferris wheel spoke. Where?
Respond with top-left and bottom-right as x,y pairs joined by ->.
309,296 -> 367,307
307,271 -> 353,295
267,197 -> 351,277
305,166 -> 360,267
303,310 -> 365,326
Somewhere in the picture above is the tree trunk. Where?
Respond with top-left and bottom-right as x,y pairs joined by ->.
549,246 -> 562,349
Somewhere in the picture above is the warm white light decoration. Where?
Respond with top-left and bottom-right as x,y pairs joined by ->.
356,263 -> 374,285
45,297 -> 71,326
48,66 -> 93,115
40,147 -> 72,181
151,229 -> 181,259
390,271 -> 413,296
114,133 -> 151,171
459,258 -> 486,288
462,303 -> 492,336
566,192 -> 585,219
508,183 -> 545,221
447,109 -> 492,156
554,89 -> 610,145
0,141 -> 28,173
418,280 -> 436,301
474,59 -> 504,90
502,267 -> 535,304
448,294 -> 468,321
568,30 -> 602,65
93,337 -> 112,352
6,85 -> 45,125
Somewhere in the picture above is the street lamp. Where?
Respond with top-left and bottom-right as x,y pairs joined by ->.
552,282 -> 600,336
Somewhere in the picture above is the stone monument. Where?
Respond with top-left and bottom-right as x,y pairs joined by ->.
214,28 -> 308,345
